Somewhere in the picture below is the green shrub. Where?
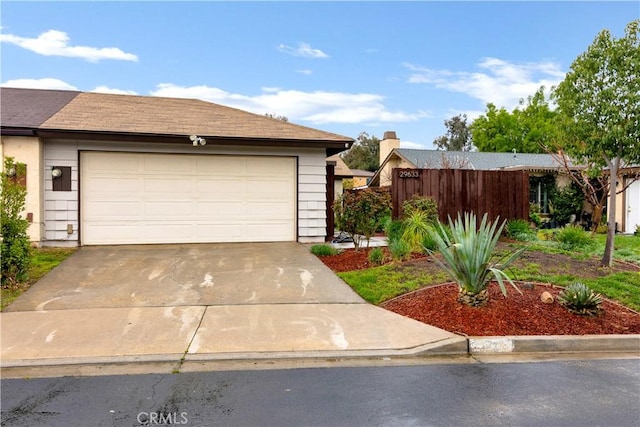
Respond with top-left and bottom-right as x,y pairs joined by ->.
506,219 -> 535,241
389,238 -> 410,261
554,224 -> 593,251
401,211 -> 432,254
550,183 -> 583,227
595,224 -> 608,234
401,195 -> 438,223
368,247 -> 385,264
310,244 -> 338,257
421,230 -> 438,252
1,157 -> 31,288
334,189 -> 391,250
383,217 -> 404,242
557,282 -> 603,316
428,212 -> 525,306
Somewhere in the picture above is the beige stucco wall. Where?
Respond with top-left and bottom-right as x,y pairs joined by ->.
1,136 -> 44,242
380,157 -> 412,187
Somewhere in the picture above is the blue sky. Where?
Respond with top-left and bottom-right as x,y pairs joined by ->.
1,1 -> 638,148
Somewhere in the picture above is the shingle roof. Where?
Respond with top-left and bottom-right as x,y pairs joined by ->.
53,91 -> 353,142
327,154 -> 353,177
1,87 -> 80,128
396,149 -> 571,170
1,88 -> 353,144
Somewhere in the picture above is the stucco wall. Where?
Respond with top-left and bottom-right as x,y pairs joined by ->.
43,139 -> 327,245
1,136 -> 44,242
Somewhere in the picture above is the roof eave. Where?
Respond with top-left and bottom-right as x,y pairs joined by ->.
35,129 -> 353,150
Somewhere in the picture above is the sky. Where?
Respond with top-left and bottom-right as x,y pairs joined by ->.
1,1 -> 638,149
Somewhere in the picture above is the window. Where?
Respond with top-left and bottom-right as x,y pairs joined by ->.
529,175 -> 555,214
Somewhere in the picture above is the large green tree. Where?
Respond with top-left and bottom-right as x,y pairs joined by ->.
553,20 -> 640,267
433,114 -> 473,151
341,131 -> 380,172
470,88 -> 556,154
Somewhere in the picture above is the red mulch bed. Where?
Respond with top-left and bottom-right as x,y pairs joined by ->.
382,282 -> 640,336
318,246 -> 640,336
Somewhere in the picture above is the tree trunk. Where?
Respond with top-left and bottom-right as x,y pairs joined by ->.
590,204 -> 604,232
601,158 -> 618,267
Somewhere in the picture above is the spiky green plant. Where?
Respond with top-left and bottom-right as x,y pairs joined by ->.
557,282 -> 603,316
402,211 -> 432,254
428,212 -> 525,306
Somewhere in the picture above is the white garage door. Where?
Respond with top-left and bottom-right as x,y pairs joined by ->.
81,152 -> 296,245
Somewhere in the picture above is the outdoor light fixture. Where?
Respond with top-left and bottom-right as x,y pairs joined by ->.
6,167 -> 16,177
51,167 -> 63,178
190,135 -> 206,146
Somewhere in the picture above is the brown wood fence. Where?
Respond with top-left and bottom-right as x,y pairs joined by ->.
391,168 -> 529,224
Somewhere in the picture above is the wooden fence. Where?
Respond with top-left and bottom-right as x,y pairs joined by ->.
391,168 -> 530,223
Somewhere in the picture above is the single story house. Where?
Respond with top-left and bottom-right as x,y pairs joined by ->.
615,166 -> 640,234
370,131 -> 578,216
371,131 -> 640,233
326,153 -> 374,200
0,87 -> 353,246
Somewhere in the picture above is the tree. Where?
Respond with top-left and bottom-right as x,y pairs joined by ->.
433,114 -> 473,151
552,20 -> 640,267
470,88 -> 555,154
341,131 -> 380,172
333,188 -> 391,250
264,113 -> 288,122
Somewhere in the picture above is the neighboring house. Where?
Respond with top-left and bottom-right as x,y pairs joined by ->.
350,169 -> 375,188
326,154 -> 375,200
0,87 -> 353,246
369,131 -> 578,216
614,166 -> 640,234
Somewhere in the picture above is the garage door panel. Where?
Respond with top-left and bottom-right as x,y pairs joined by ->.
144,155 -> 194,173
197,201 -> 246,216
144,201 -> 195,217
86,177 -> 142,194
81,153 -> 296,245
144,177 -> 195,194
196,179 -> 246,195
84,201 -> 142,218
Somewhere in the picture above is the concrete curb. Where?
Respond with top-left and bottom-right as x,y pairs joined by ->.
468,334 -> 640,354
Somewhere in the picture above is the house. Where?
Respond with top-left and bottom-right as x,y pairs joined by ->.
326,154 -> 375,200
0,87 -> 353,246
614,166 -> 640,233
370,131 -> 578,217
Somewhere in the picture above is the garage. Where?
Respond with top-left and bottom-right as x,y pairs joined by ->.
80,152 -> 296,245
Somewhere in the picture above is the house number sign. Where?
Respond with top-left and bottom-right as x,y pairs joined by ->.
399,170 -> 420,178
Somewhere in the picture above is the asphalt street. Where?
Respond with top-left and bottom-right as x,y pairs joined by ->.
2,358 -> 639,427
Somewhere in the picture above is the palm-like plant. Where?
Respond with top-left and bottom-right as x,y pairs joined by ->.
428,212 -> 525,306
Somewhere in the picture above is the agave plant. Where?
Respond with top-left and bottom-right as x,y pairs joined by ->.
557,282 -> 603,316
428,212 -> 525,306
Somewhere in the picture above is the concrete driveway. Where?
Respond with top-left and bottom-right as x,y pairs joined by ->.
5,243 -> 362,310
1,242 -> 465,376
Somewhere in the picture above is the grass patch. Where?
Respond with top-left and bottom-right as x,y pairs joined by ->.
336,234 -> 640,311
1,247 -> 76,311
310,244 -> 338,257
338,265 -> 448,305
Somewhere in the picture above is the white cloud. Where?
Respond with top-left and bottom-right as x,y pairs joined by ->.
400,140 -> 430,149
0,78 -> 78,90
278,42 -> 328,59
91,86 -> 138,95
0,29 -> 138,62
150,83 -> 429,125
296,69 -> 313,75
405,58 -> 565,109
